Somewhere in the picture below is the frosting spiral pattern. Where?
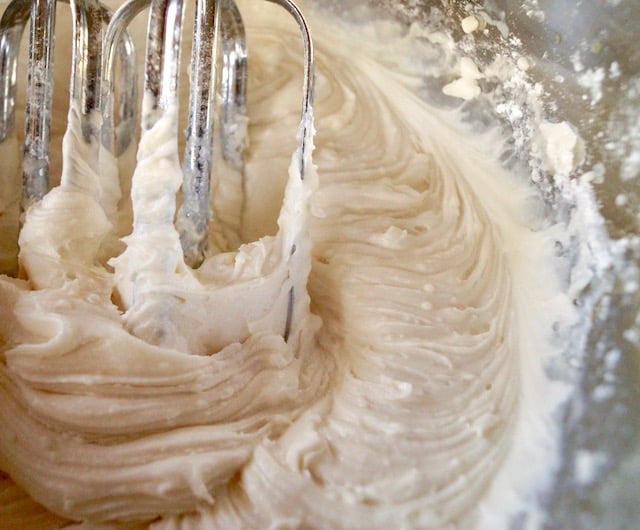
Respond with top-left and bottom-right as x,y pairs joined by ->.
0,2 -> 572,529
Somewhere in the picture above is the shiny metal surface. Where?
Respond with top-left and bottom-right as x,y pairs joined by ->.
1,0 -> 314,270
465,4 -> 640,529
109,0 -> 313,266
507,5 -> 640,527
70,0 -> 103,143
177,0 -> 250,267
0,0 -> 30,143
219,0 -> 247,169
142,0 -> 183,128
330,1 -> 639,528
175,0 -> 314,266
266,0 -> 314,181
100,0 -> 142,154
23,0 -> 56,204
0,0 -> 138,201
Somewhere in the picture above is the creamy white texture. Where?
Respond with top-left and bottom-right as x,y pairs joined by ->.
0,2 -> 577,529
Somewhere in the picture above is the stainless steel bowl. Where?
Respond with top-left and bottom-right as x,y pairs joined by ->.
318,1 -> 640,528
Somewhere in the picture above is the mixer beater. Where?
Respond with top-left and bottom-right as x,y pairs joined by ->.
0,0 -> 315,346
0,0 -> 314,269
0,0 -> 136,275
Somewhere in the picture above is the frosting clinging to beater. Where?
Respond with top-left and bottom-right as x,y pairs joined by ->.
0,2 -> 575,529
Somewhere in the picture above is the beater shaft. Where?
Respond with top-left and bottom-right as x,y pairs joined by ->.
0,0 -> 137,205
177,0 -> 248,266
23,0 -> 56,204
101,0 -> 145,155
0,0 -> 30,144
2,0 -> 315,289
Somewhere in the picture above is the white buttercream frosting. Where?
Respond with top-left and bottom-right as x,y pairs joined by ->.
0,2 -> 579,529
